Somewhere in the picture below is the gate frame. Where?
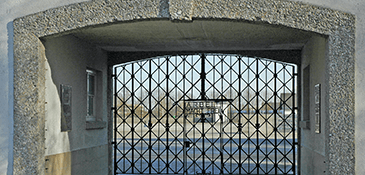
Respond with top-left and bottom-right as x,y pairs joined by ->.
112,53 -> 299,175
13,0 -> 355,174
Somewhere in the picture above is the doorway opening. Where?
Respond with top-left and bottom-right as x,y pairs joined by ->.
112,53 -> 298,174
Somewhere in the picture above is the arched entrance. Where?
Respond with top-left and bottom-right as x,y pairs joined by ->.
113,53 -> 297,174
13,0 -> 355,174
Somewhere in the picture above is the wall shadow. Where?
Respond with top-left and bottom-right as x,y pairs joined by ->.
7,20 -> 14,175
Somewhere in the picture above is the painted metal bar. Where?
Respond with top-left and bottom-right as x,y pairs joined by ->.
201,54 -> 206,100
131,64 -> 135,174
149,60 -> 152,174
256,58 -> 260,175
158,58 -> 161,173
230,55 -> 233,174
274,62 -> 277,175
281,65 -> 290,172
201,54 -> 205,174
218,55 -> 224,175
247,58 -> 251,173
123,66 -> 126,173
292,65 -> 296,174
265,60 -> 269,173
183,55 -> 187,175
139,63 -> 143,173
238,56 -> 242,175
166,56 -> 170,174
113,66 -> 117,175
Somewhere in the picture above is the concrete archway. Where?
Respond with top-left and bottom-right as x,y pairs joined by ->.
13,0 -> 355,174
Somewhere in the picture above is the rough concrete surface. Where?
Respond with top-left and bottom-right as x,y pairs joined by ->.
9,0 -> 356,174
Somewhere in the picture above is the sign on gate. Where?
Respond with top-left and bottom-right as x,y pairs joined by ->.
184,99 -> 227,115
184,99 -> 232,123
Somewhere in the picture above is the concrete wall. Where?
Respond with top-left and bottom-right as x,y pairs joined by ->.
0,0 -> 363,174
300,36 -> 328,175
0,1 -> 89,174
43,34 -> 108,174
289,1 -> 365,173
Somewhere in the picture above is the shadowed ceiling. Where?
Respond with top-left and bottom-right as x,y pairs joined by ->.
72,20 -> 314,52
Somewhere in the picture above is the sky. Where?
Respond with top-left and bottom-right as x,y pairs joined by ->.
114,54 -> 297,104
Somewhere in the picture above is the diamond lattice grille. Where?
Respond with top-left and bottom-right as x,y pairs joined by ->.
113,54 -> 297,175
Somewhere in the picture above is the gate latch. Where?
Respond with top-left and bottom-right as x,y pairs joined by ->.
184,141 -> 192,148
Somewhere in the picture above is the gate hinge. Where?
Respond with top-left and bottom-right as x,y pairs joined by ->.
111,74 -> 116,78
111,141 -> 116,144
111,107 -> 116,110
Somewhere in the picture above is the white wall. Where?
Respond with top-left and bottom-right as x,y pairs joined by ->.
0,1 -> 90,174
300,35 -> 327,175
43,34 -> 108,155
42,34 -> 109,174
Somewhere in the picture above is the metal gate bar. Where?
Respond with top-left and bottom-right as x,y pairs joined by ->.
113,53 -> 297,175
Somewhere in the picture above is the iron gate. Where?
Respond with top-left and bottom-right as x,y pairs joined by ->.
113,54 -> 297,175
